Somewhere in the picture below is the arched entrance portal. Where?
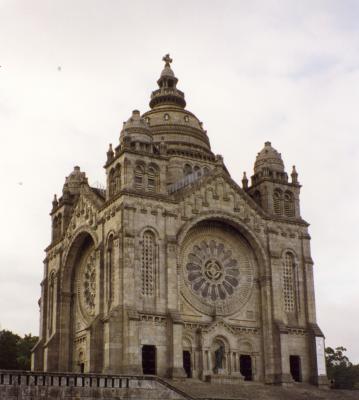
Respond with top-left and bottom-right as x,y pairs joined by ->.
142,345 -> 156,375
240,355 -> 253,381
59,230 -> 101,373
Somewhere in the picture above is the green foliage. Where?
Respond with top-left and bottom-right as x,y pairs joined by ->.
0,330 -> 38,370
325,346 -> 359,390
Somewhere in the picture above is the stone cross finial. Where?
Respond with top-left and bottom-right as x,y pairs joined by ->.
162,54 -> 172,66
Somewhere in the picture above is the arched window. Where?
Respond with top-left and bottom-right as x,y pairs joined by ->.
284,191 -> 295,217
184,164 -> 192,177
48,272 -> 56,335
253,191 -> 262,207
114,164 -> 121,194
194,165 -> 202,177
203,166 -> 210,175
107,236 -> 114,307
52,216 -> 58,241
109,168 -> 115,197
52,214 -> 62,241
134,165 -> 144,190
147,165 -> 159,192
273,189 -> 283,216
283,252 -> 296,313
141,231 -> 156,297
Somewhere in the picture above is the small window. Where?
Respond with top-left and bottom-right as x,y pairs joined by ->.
164,113 -> 170,121
284,191 -> 295,217
134,166 -> 144,189
273,189 -> 283,216
148,178 -> 155,190
194,165 -> 201,177
184,115 -> 189,122
147,166 -> 158,192
283,252 -> 296,313
253,191 -> 262,207
184,164 -> 192,176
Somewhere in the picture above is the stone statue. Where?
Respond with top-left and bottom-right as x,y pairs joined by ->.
214,344 -> 225,371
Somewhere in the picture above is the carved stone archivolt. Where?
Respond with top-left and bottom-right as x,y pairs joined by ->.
180,221 -> 255,316
78,249 -> 97,317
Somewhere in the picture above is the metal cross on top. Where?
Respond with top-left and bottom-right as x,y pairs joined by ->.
162,54 -> 172,66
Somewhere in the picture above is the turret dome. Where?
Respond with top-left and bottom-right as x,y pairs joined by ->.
120,110 -> 152,144
254,141 -> 285,174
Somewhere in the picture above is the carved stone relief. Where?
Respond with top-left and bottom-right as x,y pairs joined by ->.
78,249 -> 97,318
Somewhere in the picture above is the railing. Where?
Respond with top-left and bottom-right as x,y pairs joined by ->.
168,170 -> 203,194
0,370 -> 195,399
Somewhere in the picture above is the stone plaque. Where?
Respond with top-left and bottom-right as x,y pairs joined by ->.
316,336 -> 326,375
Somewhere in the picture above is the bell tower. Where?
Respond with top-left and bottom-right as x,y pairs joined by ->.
245,142 -> 301,219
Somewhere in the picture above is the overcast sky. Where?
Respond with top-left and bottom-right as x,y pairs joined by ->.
0,0 -> 358,363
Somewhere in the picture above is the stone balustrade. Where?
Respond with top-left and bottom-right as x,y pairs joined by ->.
0,370 -> 193,399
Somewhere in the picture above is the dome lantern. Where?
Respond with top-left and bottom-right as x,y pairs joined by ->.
149,54 -> 186,109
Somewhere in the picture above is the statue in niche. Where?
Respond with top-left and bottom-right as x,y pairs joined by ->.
214,344 -> 225,372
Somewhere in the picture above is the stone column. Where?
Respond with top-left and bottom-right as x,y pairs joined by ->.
58,291 -> 73,371
191,351 -> 196,377
252,355 -> 257,380
200,348 -> 211,380
120,225 -> 142,374
168,311 -> 186,378
226,351 -> 231,374
208,349 -> 212,372
277,323 -> 293,384
121,308 -> 142,374
102,237 -> 122,373
165,237 -> 178,310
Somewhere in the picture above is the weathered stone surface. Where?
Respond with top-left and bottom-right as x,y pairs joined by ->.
31,55 -> 327,387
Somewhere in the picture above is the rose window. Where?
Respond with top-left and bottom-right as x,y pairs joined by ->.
186,240 -> 240,302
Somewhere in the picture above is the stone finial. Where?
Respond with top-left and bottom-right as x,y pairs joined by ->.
107,143 -> 114,163
291,165 -> 298,184
52,194 -> 58,209
215,154 -> 223,164
242,172 -> 248,189
163,54 -> 173,66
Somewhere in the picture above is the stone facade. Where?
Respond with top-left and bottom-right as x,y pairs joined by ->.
32,55 -> 327,386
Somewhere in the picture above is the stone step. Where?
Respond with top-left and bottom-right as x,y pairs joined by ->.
164,379 -> 359,400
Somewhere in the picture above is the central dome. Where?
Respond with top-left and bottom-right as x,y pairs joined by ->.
142,54 -> 213,160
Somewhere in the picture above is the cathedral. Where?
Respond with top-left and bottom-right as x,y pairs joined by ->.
32,55 -> 327,386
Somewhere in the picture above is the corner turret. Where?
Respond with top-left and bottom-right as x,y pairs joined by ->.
246,142 -> 301,219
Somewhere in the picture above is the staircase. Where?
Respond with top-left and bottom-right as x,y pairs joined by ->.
165,378 -> 359,400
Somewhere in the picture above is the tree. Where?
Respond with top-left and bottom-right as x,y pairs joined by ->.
0,330 -> 21,369
16,334 -> 38,370
326,346 -> 359,390
0,330 -> 38,370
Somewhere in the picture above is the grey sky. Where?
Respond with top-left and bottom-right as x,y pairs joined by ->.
0,0 -> 358,362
